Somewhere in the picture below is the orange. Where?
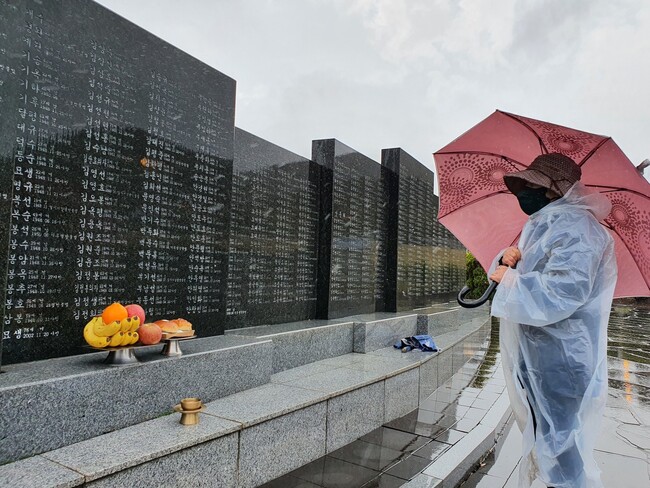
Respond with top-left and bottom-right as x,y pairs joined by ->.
101,302 -> 128,325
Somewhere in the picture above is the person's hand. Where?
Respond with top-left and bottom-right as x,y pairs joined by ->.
489,265 -> 508,283
501,247 -> 521,268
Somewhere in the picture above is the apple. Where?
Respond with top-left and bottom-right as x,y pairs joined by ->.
138,323 -> 162,345
125,304 -> 146,325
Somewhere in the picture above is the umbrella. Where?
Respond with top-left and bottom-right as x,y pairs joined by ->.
433,110 -> 650,300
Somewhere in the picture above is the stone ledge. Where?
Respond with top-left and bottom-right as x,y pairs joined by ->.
0,310 -> 492,487
417,304 -> 490,337
353,313 -> 419,353
0,456 -> 84,488
225,319 -> 355,373
0,335 -> 272,465
42,414 -> 240,482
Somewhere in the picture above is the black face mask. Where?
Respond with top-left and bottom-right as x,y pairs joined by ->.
516,187 -> 551,215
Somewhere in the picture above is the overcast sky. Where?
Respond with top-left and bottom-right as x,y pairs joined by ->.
96,0 -> 649,184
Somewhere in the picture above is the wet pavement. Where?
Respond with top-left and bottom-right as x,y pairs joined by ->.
460,300 -> 650,488
262,302 -> 650,487
261,322 -> 503,488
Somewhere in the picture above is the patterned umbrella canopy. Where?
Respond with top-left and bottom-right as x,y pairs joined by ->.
434,110 -> 650,298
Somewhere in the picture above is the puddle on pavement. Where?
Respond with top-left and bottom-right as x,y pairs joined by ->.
608,300 -> 650,365
263,301 -> 650,488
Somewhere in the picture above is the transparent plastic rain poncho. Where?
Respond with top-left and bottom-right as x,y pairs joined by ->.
490,183 -> 617,488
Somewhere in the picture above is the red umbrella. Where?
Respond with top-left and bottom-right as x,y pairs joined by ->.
434,110 -> 650,298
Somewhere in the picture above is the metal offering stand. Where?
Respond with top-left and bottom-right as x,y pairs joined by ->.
160,334 -> 197,357
85,334 -> 196,364
84,343 -> 147,365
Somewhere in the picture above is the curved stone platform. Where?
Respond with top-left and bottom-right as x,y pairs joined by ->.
0,303 -> 490,488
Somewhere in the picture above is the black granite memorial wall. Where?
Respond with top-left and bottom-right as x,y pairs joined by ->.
226,128 -> 319,327
0,0 -> 469,367
313,139 -> 389,319
0,0 -> 236,364
382,148 -> 438,311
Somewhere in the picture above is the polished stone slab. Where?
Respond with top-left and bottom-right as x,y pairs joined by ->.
203,383 -> 325,427
85,433 -> 238,488
353,314 -> 418,353
0,335 -> 271,464
422,424 -> 494,483
238,403 -> 327,488
0,0 -> 237,366
0,455 -> 83,488
361,427 -> 431,453
383,453 -> 432,480
412,440 -> 451,461
328,439 -> 404,472
384,409 -> 447,439
437,348 -> 454,385
367,346 -> 432,366
419,355 -> 440,402
292,455 -> 380,487
403,474 -> 444,487
226,320 -> 354,372
281,366 -> 383,398
326,382 -> 385,452
343,353 -> 419,378
363,472 -> 408,488
43,414 -> 240,481
258,474 -> 321,488
385,369 -> 420,421
312,139 -> 389,319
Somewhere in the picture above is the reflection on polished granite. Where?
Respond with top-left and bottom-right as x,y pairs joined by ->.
261,326 -> 499,488
262,304 -> 650,488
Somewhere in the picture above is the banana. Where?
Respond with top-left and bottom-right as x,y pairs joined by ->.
84,320 -> 111,348
120,332 -> 133,346
119,317 -> 133,333
129,316 -> 140,332
130,331 -> 139,345
94,318 -> 121,337
109,332 -> 124,347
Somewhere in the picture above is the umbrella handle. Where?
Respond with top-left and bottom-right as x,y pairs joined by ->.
457,281 -> 498,308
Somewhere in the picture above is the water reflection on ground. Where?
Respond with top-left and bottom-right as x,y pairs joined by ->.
608,299 -> 650,364
607,300 -> 650,407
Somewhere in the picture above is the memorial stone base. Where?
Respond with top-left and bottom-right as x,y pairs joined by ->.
0,303 -> 490,488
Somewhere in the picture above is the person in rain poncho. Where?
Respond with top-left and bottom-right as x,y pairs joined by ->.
488,153 -> 617,488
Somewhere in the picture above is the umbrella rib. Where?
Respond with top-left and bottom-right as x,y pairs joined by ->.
603,223 -> 650,290
499,111 -> 547,153
583,185 -> 650,200
576,138 -> 612,167
434,151 -> 528,169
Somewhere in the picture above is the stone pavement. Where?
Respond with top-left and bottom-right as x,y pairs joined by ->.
263,318 -> 650,488
458,357 -> 650,488
262,322 -> 509,487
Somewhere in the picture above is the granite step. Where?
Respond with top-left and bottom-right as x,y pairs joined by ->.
0,335 -> 273,465
0,313 -> 491,488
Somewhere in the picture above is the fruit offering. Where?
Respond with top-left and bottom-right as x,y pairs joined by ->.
83,302 -> 144,348
139,323 -> 163,345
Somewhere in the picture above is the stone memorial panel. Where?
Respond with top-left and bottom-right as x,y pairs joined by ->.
313,139 -> 388,318
226,128 -> 319,327
0,0 -> 235,364
382,148 -> 438,311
